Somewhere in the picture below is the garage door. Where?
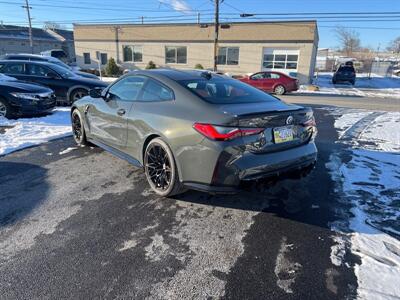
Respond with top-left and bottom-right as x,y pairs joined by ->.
262,48 -> 299,73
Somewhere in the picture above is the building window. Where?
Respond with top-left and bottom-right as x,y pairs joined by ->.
217,47 -> 239,65
263,52 -> 299,70
83,52 -> 91,64
123,45 -> 143,62
165,46 -> 187,64
100,53 -> 108,65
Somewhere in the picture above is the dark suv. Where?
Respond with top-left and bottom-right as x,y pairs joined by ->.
0,60 -> 108,105
332,65 -> 356,85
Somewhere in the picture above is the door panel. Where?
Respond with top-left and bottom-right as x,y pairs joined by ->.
87,75 -> 147,151
86,99 -> 133,150
126,78 -> 175,160
23,64 -> 68,99
249,73 -> 265,90
262,73 -> 280,91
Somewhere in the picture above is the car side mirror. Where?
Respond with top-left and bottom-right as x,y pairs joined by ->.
100,88 -> 112,102
89,87 -> 104,98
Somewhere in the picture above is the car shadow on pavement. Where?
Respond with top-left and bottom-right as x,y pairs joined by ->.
173,162 -> 334,231
0,161 -> 49,227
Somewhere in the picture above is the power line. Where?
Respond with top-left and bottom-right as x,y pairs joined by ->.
0,1 -> 214,13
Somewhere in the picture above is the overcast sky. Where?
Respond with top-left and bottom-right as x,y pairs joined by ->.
1,0 -> 400,50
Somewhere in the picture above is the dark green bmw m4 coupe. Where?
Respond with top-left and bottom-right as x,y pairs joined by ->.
71,69 -> 317,196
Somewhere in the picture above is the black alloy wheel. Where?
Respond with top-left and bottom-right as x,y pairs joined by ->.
72,110 -> 87,145
144,138 -> 185,197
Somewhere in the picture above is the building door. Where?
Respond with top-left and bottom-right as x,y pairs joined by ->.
262,48 -> 299,75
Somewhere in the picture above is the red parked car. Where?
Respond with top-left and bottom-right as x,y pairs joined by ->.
239,71 -> 299,95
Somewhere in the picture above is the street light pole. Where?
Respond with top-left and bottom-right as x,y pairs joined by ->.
22,0 -> 33,54
213,0 -> 220,72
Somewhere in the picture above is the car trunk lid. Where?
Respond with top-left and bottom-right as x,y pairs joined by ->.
218,101 -> 315,153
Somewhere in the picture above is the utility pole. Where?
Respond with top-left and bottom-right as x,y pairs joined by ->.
213,0 -> 220,72
113,26 -> 121,63
22,0 -> 33,53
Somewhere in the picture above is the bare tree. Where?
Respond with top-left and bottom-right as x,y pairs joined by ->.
387,37 -> 400,54
43,21 -> 65,30
334,26 -> 361,56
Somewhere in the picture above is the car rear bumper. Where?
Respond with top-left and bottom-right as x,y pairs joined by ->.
237,142 -> 317,180
333,76 -> 355,82
181,142 -> 317,193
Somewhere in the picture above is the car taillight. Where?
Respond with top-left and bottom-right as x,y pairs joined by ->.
193,123 -> 264,141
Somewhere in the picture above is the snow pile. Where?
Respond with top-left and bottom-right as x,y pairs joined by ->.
101,77 -> 118,83
328,108 -> 400,299
0,108 -> 72,156
298,73 -> 400,99
360,113 -> 400,152
333,110 -> 372,139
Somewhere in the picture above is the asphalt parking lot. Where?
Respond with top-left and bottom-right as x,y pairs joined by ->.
0,106 -> 363,299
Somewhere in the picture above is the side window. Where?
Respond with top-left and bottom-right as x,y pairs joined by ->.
270,73 -> 280,79
26,64 -> 54,77
1,63 -> 25,75
251,73 -> 264,80
100,53 -> 108,65
139,79 -> 174,102
108,76 -> 146,101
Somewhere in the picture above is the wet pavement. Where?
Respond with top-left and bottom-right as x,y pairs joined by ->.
0,108 -> 360,299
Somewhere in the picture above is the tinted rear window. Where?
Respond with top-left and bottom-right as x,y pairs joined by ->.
178,78 -> 279,104
338,66 -> 355,72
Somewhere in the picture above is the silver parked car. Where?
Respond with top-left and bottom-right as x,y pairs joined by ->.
71,69 -> 317,196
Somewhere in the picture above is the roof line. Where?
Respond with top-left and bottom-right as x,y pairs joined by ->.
73,20 -> 317,27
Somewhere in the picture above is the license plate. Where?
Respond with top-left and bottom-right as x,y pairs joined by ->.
273,126 -> 294,144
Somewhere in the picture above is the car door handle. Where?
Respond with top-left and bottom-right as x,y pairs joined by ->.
117,109 -> 126,116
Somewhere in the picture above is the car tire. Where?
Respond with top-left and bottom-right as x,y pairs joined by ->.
332,79 -> 337,84
144,138 -> 186,197
274,85 -> 286,95
350,80 -> 355,85
71,109 -> 88,146
69,88 -> 88,105
0,97 -> 13,119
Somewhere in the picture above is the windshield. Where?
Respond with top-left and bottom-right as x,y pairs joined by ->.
178,78 -> 279,104
49,64 -> 77,78
51,59 -> 72,70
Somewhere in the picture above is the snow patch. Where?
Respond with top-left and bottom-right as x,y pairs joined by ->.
0,108 -> 71,155
144,233 -> 170,262
274,236 -> 302,294
59,147 -> 77,155
118,239 -> 138,252
328,108 -> 400,299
